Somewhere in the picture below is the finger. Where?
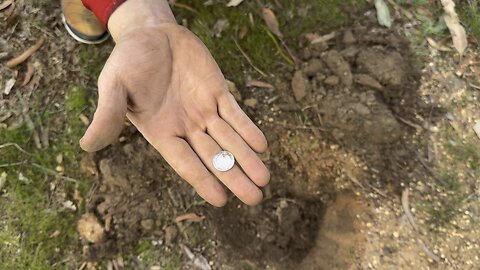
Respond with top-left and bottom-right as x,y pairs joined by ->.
188,130 -> 263,206
80,75 -> 128,152
207,117 -> 270,187
217,93 -> 268,153
152,136 -> 227,207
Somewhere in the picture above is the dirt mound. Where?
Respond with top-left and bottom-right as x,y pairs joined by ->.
78,22 -> 431,269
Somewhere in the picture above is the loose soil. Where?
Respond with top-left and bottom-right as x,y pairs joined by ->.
78,21 -> 435,269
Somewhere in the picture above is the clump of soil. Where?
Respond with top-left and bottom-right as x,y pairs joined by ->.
78,22 -> 432,269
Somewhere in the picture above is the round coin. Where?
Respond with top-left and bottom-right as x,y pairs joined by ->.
212,151 -> 235,172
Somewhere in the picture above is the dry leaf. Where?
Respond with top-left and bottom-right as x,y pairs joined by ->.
227,0 -> 244,7
6,38 -> 45,68
246,79 -> 274,89
426,37 -> 452,52
311,31 -> 336,44
0,0 -> 13,11
49,230 -> 61,238
21,62 -> 34,86
174,213 -> 205,223
441,0 -> 467,56
0,172 -> 7,190
3,78 -> 15,95
262,8 -> 283,38
474,121 -> 480,139
375,0 -> 393,28
239,26 -> 248,40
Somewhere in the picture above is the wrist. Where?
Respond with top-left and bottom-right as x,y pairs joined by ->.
108,0 -> 177,42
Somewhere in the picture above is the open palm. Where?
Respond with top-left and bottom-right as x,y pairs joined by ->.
80,24 -> 270,206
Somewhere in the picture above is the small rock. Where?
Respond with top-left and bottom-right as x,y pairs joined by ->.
225,79 -> 242,102
315,73 -> 327,84
303,58 -> 325,76
244,98 -> 258,108
141,219 -> 154,231
324,76 -> 340,86
77,213 -> 105,243
164,225 -> 178,245
291,71 -> 308,101
342,30 -> 356,45
310,42 -> 329,57
354,74 -> 383,90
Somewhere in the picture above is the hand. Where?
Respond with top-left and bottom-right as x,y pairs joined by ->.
79,0 -> 270,206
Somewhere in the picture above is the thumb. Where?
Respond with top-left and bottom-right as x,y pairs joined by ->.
80,74 -> 128,152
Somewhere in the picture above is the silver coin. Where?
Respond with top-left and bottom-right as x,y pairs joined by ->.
212,151 -> 235,172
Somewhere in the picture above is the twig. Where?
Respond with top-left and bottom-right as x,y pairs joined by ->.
6,38 -> 45,68
395,115 -> 423,130
347,174 -> 388,199
401,189 -> 419,231
417,239 -> 441,263
264,28 -> 295,66
170,2 -> 199,14
277,122 -> 328,131
30,162 -> 78,183
469,82 -> 480,90
0,160 -> 28,168
233,38 -> 267,77
0,142 -> 31,155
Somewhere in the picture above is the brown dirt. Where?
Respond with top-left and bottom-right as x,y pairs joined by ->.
78,22 -> 435,269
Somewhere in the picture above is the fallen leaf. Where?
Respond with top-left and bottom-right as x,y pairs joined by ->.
49,230 -> 61,238
174,213 -> 205,223
0,0 -> 13,11
0,172 -> 7,190
375,0 -> 393,28
474,121 -> 480,139
225,79 -> 242,101
6,38 -> 45,68
310,31 -> 336,44
227,0 -> 244,7
3,78 -> 15,95
239,26 -> 248,39
79,114 -> 90,126
441,0 -> 467,56
212,19 -> 229,38
21,62 -> 34,86
246,79 -> 274,89
426,37 -> 452,52
262,8 -> 283,38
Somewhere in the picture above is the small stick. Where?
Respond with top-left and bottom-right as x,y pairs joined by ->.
395,115 -> 423,130
171,2 -> 198,14
0,160 -> 27,168
30,162 -> 78,183
0,142 -> 31,155
401,189 -> 419,231
233,38 -> 267,77
6,38 -> 44,68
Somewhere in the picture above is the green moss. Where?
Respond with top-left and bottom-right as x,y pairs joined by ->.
78,44 -> 110,80
446,141 -> 480,171
0,84 -> 93,269
459,0 -> 480,42
132,239 -> 182,269
174,0 -> 367,85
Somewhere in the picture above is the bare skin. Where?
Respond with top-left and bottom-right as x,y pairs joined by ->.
79,0 -> 270,206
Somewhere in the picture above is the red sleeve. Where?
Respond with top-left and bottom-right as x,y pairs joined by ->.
82,0 -> 127,28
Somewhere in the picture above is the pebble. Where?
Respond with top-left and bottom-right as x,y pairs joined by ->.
244,98 -> 258,108
324,75 -> 340,86
291,70 -> 308,101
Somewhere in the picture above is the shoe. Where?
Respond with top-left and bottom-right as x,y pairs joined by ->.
61,0 -> 109,44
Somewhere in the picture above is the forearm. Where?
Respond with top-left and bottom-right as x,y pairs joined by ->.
109,0 -> 176,42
